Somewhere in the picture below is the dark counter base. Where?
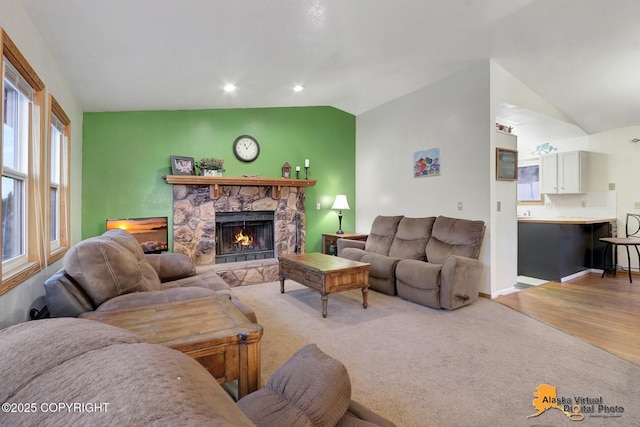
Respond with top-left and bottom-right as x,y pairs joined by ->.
518,222 -> 611,281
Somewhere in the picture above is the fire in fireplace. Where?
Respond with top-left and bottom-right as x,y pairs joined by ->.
216,211 -> 275,263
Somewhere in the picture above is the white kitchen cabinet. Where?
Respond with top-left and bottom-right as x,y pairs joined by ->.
540,151 -> 586,194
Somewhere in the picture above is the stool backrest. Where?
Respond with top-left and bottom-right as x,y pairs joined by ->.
627,213 -> 640,239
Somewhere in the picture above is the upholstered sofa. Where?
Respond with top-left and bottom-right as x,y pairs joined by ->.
338,215 -> 485,310
0,318 -> 396,426
43,229 -> 256,322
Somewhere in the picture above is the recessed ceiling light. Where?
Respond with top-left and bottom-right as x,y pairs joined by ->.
223,84 -> 236,93
293,85 -> 304,92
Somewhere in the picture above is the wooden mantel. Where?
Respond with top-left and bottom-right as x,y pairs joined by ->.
164,175 -> 317,199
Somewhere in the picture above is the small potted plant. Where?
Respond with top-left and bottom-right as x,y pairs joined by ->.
197,157 -> 225,176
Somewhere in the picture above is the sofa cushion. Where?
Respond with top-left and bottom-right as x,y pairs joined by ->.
395,259 -> 441,291
0,318 -> 144,403
388,216 -> 436,260
102,228 -> 147,259
425,216 -> 485,264
96,287 -> 216,311
1,318 -> 254,426
364,215 -> 403,256
341,247 -> 367,262
63,236 -> 162,307
162,269 -> 230,292
237,344 -> 351,427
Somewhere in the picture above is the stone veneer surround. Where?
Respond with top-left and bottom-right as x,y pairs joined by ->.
172,184 -> 306,286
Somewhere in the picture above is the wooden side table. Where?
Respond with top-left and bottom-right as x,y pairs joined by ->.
81,295 -> 262,399
322,232 -> 368,255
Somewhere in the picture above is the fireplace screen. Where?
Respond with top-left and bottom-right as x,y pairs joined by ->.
216,211 -> 275,263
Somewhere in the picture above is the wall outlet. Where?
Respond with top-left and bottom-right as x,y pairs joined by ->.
545,200 -> 552,208
457,202 -> 463,211
316,202 -> 321,210
634,202 -> 640,209
581,201 -> 587,208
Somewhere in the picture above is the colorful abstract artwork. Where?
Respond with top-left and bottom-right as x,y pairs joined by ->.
413,148 -> 441,178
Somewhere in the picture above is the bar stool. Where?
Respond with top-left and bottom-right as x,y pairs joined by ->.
600,213 -> 640,283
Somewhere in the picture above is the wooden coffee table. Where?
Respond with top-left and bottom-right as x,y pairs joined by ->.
81,294 -> 262,399
279,252 -> 370,318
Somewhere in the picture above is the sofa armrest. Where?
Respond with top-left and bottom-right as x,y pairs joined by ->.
337,238 -> 365,256
43,270 -> 95,317
439,255 -> 484,310
144,253 -> 196,282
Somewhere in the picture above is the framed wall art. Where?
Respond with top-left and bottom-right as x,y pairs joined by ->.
496,148 -> 518,181
170,155 -> 195,175
413,148 -> 441,178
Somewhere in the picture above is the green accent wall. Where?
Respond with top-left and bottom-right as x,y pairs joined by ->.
82,106 -> 356,252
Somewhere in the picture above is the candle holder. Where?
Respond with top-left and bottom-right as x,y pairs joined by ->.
305,166 -> 309,179
296,170 -> 300,179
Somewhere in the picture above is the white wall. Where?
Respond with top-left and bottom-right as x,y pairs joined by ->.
356,61 -> 493,294
492,131 -> 518,294
0,0 -> 83,328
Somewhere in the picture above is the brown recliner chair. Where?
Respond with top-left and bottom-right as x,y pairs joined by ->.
43,229 -> 256,322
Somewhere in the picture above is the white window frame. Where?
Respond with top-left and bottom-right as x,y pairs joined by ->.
1,28 -> 46,295
47,95 -> 70,265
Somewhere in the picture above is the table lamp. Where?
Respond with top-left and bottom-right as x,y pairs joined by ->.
331,195 -> 350,234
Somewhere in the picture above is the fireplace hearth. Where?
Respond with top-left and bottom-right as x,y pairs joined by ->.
216,211 -> 274,263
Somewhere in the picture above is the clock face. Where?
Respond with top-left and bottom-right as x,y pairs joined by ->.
233,135 -> 260,162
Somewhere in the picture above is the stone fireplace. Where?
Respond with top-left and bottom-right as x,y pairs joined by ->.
169,179 -> 311,287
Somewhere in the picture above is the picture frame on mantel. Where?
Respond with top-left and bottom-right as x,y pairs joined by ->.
170,155 -> 195,175
496,148 -> 518,181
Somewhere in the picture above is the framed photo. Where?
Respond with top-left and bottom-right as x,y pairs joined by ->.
170,155 -> 195,175
496,148 -> 518,181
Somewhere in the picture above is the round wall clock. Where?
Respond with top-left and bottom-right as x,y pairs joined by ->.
233,135 -> 260,162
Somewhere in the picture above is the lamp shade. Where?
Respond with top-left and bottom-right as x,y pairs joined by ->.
331,195 -> 350,210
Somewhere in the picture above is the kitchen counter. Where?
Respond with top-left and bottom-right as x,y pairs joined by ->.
517,217 -> 615,225
518,219 -> 613,281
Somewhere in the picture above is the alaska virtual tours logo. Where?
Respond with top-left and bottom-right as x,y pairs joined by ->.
527,384 -> 625,421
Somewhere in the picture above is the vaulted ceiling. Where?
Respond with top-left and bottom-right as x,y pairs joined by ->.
19,0 -> 640,134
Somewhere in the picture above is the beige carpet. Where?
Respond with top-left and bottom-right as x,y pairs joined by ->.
232,281 -> 640,427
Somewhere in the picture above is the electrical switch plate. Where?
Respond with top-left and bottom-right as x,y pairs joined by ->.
609,183 -> 615,190
634,202 -> 640,209
497,201 -> 501,212
457,202 -> 463,211
316,202 -> 321,210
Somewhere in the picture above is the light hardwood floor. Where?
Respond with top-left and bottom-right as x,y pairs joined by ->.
495,271 -> 640,366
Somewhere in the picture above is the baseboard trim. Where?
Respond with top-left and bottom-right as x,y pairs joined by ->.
560,269 -> 594,282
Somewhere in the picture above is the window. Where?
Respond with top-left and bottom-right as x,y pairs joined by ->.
47,95 -> 70,264
1,28 -> 46,295
517,158 -> 543,204
2,61 -> 30,266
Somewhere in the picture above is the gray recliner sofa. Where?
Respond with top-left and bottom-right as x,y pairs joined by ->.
43,228 -> 256,322
338,215 -> 485,310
